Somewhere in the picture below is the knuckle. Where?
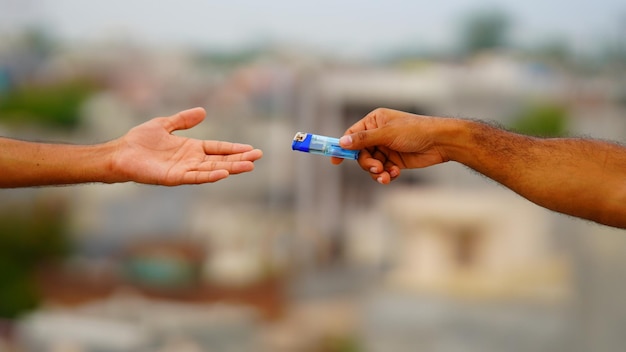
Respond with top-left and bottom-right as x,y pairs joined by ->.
371,107 -> 389,116
356,130 -> 369,142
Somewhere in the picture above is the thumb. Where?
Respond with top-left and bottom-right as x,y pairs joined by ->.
339,129 -> 386,150
165,107 -> 206,133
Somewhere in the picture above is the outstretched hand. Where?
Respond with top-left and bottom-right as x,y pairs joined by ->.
111,107 -> 262,185
331,108 -> 448,184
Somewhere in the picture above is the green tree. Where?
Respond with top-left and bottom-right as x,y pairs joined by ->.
0,201 -> 70,319
459,9 -> 512,56
510,102 -> 569,137
0,79 -> 98,129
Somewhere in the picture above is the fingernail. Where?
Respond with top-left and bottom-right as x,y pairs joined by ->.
377,176 -> 384,184
340,135 -> 352,147
370,167 -> 378,173
389,169 -> 399,178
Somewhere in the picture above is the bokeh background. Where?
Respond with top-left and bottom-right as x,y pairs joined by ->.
1,1 -> 626,351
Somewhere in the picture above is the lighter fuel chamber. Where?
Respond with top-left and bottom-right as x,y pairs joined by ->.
291,132 -> 359,160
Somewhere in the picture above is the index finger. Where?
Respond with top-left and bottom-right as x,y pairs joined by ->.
343,118 -> 369,137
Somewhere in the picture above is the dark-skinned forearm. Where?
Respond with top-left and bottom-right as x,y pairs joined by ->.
441,120 -> 626,228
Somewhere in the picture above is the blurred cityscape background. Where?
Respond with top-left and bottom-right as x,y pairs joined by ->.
1,0 -> 626,351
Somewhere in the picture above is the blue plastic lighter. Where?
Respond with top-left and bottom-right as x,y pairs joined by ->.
291,132 -> 359,160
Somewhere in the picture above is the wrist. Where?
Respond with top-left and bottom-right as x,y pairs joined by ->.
98,138 -> 129,184
438,118 -> 528,171
430,118 -> 477,164
63,141 -> 121,185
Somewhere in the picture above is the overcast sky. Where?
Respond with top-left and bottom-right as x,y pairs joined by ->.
2,0 -> 625,57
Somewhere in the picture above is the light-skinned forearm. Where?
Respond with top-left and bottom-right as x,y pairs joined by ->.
0,137 -> 120,188
441,119 -> 626,228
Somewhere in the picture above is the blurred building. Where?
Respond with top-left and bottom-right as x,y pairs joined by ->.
355,187 -> 573,352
